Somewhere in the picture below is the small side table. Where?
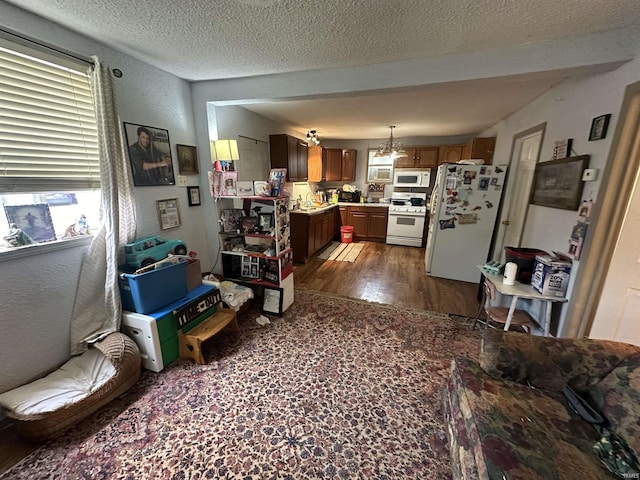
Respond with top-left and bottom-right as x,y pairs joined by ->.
178,306 -> 239,365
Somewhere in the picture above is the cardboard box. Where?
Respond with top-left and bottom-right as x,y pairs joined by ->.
530,253 -> 572,297
186,259 -> 202,292
119,260 -> 187,314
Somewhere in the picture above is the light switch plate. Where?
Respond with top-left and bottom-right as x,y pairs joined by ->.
582,168 -> 598,181
176,175 -> 187,187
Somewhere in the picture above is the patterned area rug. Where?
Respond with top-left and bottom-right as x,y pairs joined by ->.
2,290 -> 482,480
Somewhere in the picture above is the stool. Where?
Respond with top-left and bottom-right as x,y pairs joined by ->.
178,307 -> 239,365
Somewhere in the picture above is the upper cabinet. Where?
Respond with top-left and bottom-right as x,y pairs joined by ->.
439,144 -> 465,165
438,137 -> 496,165
394,146 -> 439,168
269,134 -> 308,181
462,137 -> 496,165
325,148 -> 356,182
308,145 -> 325,182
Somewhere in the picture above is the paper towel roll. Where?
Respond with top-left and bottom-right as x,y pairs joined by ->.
503,262 -> 517,285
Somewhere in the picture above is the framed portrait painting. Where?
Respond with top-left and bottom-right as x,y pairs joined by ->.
177,144 -> 199,175
123,122 -> 175,186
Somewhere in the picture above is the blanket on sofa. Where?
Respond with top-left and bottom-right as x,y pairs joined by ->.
443,330 -> 640,479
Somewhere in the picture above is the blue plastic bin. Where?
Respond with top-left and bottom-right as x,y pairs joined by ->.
119,260 -> 187,314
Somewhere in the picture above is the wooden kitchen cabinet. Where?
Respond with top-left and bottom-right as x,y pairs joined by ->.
394,146 -> 439,169
438,137 -> 496,165
269,134 -> 308,181
307,145 -> 325,182
461,137 -> 496,164
343,205 -> 388,242
439,144 -> 466,165
342,149 -> 357,181
368,211 -> 389,240
325,148 -> 357,181
290,207 -> 339,263
339,206 -> 348,227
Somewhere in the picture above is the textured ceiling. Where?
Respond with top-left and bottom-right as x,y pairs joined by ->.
6,0 -> 640,138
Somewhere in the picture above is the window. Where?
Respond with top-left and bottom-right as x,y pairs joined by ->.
0,40 -> 100,252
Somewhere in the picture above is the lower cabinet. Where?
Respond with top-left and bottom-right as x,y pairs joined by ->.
343,205 -> 388,242
290,207 -> 339,263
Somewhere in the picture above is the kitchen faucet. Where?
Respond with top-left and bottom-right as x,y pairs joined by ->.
305,191 -> 315,206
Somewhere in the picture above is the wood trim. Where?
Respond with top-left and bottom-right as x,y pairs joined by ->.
562,80 -> 640,338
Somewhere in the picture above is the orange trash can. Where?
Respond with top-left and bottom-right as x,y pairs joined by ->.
340,226 -> 354,243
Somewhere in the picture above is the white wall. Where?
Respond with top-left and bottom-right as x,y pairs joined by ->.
489,55 -> 640,334
0,4 -> 208,392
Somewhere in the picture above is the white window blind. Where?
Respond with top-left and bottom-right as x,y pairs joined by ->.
0,44 -> 100,193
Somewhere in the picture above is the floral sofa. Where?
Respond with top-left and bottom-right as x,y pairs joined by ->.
442,329 -> 640,479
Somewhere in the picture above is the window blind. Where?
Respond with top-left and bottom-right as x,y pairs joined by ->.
0,44 -> 100,193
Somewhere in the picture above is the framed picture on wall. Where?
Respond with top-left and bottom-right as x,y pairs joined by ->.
123,122 -> 175,186
589,114 -> 611,141
156,198 -> 181,229
177,144 -> 199,175
187,186 -> 201,206
529,155 -> 590,210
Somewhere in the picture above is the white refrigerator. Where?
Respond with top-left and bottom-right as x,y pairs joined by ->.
425,163 -> 507,283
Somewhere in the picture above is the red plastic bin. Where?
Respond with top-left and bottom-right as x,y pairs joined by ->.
504,247 -> 547,283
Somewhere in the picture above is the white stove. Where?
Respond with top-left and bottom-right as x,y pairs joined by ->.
386,192 -> 428,247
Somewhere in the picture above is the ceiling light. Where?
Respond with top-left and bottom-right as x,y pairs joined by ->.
306,130 -> 320,146
374,125 -> 407,159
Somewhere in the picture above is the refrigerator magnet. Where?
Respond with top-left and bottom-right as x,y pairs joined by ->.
439,217 -> 456,230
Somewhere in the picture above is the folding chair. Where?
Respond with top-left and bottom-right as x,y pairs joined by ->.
473,280 -> 537,333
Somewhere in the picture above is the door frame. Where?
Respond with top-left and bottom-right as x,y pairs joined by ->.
490,122 -> 546,261
562,80 -> 640,337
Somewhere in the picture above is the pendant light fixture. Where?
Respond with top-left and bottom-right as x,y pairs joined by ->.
374,125 -> 407,159
306,130 -> 320,145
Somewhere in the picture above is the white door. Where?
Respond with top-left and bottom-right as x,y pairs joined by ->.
589,165 -> 640,346
492,129 -> 543,261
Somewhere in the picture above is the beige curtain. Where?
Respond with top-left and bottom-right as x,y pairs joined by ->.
70,56 -> 136,355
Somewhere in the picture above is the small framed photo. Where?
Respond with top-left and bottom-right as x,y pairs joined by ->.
4,204 -> 56,243
237,181 -> 254,196
156,198 -> 181,230
261,286 -> 284,316
187,186 -> 201,206
258,212 -> 274,231
177,144 -> 199,175
589,114 -> 611,141
254,181 -> 269,196
222,171 -> 238,196
268,168 -> 287,197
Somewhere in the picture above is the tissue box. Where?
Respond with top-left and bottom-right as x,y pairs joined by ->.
530,254 -> 572,297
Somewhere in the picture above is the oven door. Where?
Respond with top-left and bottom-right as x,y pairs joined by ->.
386,210 -> 426,247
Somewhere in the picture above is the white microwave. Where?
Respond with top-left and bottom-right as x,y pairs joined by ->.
393,169 -> 431,187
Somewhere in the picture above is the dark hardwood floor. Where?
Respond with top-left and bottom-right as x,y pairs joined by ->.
0,241 -> 481,475
294,241 -> 481,317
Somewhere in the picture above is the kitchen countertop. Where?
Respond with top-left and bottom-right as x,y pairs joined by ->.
290,202 -> 390,215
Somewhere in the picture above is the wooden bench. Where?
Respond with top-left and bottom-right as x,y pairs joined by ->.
178,306 -> 239,365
